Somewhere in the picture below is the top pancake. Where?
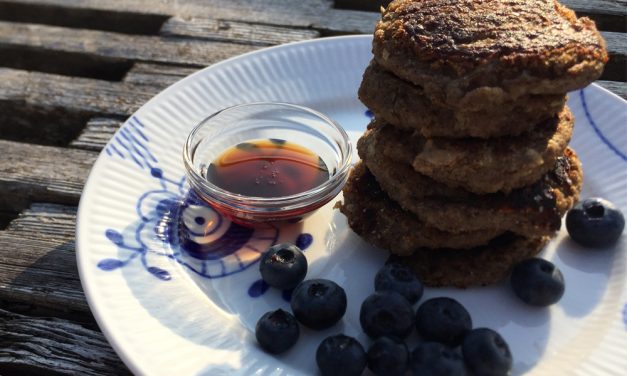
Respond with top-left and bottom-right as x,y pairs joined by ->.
373,0 -> 607,104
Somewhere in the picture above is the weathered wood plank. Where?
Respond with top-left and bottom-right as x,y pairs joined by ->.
69,64 -> 201,151
0,21 -> 259,67
0,233 -> 76,271
122,62 -> 198,87
561,0 -> 627,19
603,32 -> 627,55
6,203 -> 77,239
0,203 -> 87,312
0,0 -> 381,34
335,0 -> 627,34
0,308 -> 130,376
3,0 -> 624,34
0,140 -> 96,211
0,242 -> 86,313
0,298 -> 96,329
0,68 -> 156,117
0,203 -> 123,375
69,117 -> 123,151
0,233 -> 85,313
601,31 -> 627,81
597,80 -> 627,99
0,202 -> 125,374
161,16 -> 320,46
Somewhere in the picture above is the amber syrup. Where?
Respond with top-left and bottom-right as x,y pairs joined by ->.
206,138 -> 330,198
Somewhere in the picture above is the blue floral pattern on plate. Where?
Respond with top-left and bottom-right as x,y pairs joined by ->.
98,116 -> 312,286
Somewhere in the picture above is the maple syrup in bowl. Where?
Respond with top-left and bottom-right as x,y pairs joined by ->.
183,102 -> 353,225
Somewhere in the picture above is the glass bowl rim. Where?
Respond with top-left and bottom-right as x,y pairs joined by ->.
183,102 -> 353,207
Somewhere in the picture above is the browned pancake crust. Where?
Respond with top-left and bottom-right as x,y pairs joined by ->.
359,138 -> 583,236
338,162 -> 504,255
373,0 -> 607,105
362,108 -> 573,194
358,61 -> 567,138
389,234 -> 550,287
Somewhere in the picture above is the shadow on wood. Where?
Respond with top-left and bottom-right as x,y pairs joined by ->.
0,241 -> 87,311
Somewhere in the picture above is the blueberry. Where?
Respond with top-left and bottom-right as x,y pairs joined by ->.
415,297 -> 472,346
360,291 -> 414,339
259,243 -> 308,290
255,309 -> 299,354
462,328 -> 512,376
375,263 -> 424,304
290,279 -> 346,329
316,334 -> 367,376
367,336 -> 409,376
410,342 -> 467,376
510,258 -> 564,306
566,197 -> 625,248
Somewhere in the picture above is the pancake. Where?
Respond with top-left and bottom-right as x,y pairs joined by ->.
338,164 -> 550,288
359,138 -> 583,237
361,108 -> 573,194
389,234 -> 550,288
373,0 -> 607,106
358,61 -> 566,139
338,162 -> 504,255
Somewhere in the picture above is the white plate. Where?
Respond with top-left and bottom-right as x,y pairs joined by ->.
76,35 -> 627,375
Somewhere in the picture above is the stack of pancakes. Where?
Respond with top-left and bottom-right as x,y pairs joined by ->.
339,0 -> 607,287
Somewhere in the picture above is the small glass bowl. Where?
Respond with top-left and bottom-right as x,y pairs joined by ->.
183,102 -> 353,226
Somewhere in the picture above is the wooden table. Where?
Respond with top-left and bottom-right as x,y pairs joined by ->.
0,0 -> 624,374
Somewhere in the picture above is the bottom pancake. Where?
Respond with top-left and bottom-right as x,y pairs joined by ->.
389,234 -> 549,288
339,162 -> 549,287
338,162 -> 503,256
